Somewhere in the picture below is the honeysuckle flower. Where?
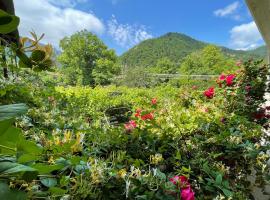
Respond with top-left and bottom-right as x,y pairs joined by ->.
203,87 -> 215,99
225,74 -> 235,86
151,98 -> 157,105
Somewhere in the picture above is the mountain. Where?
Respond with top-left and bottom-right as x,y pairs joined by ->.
119,32 -> 266,67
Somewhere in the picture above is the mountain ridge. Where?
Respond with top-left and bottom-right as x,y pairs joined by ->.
119,32 -> 266,67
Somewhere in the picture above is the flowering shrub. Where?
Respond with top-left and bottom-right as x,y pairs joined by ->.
1,60 -> 269,199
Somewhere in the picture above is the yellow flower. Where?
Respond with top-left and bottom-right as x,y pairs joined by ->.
54,136 -> 61,146
150,154 -> 164,165
118,169 -> 127,179
48,156 -> 55,164
63,130 -> 72,143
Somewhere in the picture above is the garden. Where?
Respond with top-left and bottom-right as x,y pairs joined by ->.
1,4 -> 270,200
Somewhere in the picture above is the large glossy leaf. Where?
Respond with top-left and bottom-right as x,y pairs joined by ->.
31,50 -> 46,62
0,9 -> 20,34
0,104 -> 28,121
0,161 -> 37,175
40,178 -> 57,188
0,182 -> 27,200
0,120 -> 21,154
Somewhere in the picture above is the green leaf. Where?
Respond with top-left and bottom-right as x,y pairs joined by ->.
40,178 -> 57,188
0,161 -> 37,175
31,163 -> 64,174
0,181 -> 27,200
31,50 -> 46,62
16,50 -> 32,68
0,104 -> 28,121
221,188 -> 233,197
0,120 -> 21,154
0,9 -> 20,34
49,187 -> 67,195
215,174 -> 222,185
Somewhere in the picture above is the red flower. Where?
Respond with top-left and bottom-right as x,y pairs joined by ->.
124,120 -> 137,132
141,113 -> 154,121
219,74 -> 226,81
135,109 -> 142,117
170,176 -> 195,200
204,87 -> 215,99
181,187 -> 195,200
225,74 -> 235,86
151,98 -> 157,105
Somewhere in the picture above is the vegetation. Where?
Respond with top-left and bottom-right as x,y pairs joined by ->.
0,7 -> 270,200
58,30 -> 120,86
120,32 -> 265,69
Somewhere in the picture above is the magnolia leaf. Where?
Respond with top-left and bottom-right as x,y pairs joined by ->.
0,9 -> 20,34
41,178 -> 57,188
0,104 -> 28,121
0,182 -> 27,200
31,50 -> 46,62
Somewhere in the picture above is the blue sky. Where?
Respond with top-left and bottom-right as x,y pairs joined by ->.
14,0 -> 264,54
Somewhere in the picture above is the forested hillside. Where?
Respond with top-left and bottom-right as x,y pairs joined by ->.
120,32 -> 265,68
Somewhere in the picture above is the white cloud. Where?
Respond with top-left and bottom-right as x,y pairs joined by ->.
229,21 -> 263,50
14,0 -> 104,47
108,16 -> 153,48
214,2 -> 241,19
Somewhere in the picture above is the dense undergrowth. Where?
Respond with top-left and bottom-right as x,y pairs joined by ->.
1,59 -> 270,200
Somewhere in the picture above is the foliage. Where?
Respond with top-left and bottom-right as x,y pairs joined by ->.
58,30 -> 119,86
179,45 -> 236,75
120,32 -> 264,69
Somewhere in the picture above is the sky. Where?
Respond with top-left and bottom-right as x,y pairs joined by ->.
13,0 -> 265,55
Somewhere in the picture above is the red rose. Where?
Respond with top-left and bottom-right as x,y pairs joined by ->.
135,109 -> 142,117
141,113 -> 154,121
151,98 -> 157,105
225,74 -> 235,86
219,74 -> 226,81
203,87 -> 215,99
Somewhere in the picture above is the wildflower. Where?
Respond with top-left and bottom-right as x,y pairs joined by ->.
151,98 -> 157,105
118,169 -> 127,179
63,130 -> 72,143
150,153 -> 164,165
48,156 -> 55,164
124,120 -> 137,132
54,136 -> 61,146
225,74 -> 235,86
71,133 -> 84,153
220,117 -> 226,124
203,87 -> 215,99
141,113 -> 154,120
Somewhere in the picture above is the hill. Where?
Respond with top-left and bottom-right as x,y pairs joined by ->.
119,32 -> 266,67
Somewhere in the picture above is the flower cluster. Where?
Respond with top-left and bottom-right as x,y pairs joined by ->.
124,120 -> 137,132
217,74 -> 236,87
170,176 -> 195,200
204,87 -> 215,99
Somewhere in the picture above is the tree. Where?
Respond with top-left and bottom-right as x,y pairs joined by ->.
179,45 -> 236,75
148,57 -> 177,74
58,30 -> 119,86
